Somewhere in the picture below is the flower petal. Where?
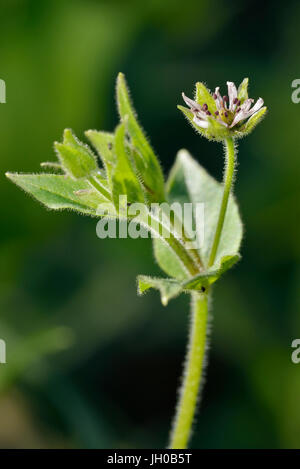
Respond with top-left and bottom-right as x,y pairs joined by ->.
248,97 -> 264,115
182,93 -> 201,112
230,99 -> 254,127
193,115 -> 209,129
214,87 -> 223,110
227,81 -> 237,111
241,106 -> 267,134
232,97 -> 264,127
240,98 -> 254,112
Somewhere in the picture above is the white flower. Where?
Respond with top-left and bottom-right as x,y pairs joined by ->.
179,79 -> 267,141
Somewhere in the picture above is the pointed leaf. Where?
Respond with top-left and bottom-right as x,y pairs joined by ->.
137,275 -> 183,306
85,130 -> 116,184
116,73 -> 165,202
112,123 -> 145,212
5,173 -> 111,216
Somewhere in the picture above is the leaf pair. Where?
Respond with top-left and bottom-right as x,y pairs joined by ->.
138,254 -> 240,305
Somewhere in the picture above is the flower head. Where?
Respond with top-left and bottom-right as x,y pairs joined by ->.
178,78 -> 267,141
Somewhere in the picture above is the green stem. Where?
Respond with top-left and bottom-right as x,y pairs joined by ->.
144,211 -> 199,277
169,291 -> 209,449
171,211 -> 204,271
87,175 -> 111,201
208,137 -> 236,268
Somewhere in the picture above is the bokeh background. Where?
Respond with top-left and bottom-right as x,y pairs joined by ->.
0,0 -> 300,449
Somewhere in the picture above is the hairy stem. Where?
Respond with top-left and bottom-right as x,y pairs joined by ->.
169,291 -> 209,449
87,175 -> 111,201
144,211 -> 199,277
208,137 -> 236,267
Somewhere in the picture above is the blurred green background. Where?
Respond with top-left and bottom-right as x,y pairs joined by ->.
1,0 -> 300,449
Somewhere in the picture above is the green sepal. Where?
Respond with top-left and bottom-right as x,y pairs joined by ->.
177,105 -> 229,142
206,116 -> 230,141
237,78 -> 249,104
177,105 -> 197,127
116,73 -> 165,202
195,82 -> 217,113
177,105 -> 209,140
237,107 -> 267,136
54,129 -> 98,179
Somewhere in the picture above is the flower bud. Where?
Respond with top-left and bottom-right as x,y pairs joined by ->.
54,129 -> 98,179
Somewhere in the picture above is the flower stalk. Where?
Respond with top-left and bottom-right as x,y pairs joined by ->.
169,290 -> 209,449
169,137 -> 236,449
208,137 -> 236,267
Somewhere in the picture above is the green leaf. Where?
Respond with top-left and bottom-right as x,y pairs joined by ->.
153,236 -> 189,281
5,173 -> 111,216
112,123 -> 145,213
237,78 -> 249,104
195,82 -> 217,113
169,150 -> 243,266
138,254 -> 240,305
55,129 -> 98,179
85,130 -> 116,185
137,275 -> 183,306
116,73 -> 165,202
153,149 -> 243,277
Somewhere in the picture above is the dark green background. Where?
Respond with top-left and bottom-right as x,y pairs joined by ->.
0,0 -> 299,448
